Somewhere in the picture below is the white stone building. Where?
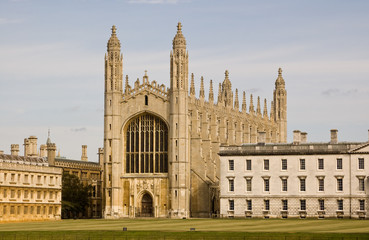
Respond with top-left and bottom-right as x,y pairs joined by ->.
219,130 -> 369,219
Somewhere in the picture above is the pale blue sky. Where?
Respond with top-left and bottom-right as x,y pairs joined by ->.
1,0 -> 368,161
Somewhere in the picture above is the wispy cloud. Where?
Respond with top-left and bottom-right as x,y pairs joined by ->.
127,0 -> 184,4
322,88 -> 360,97
70,127 -> 87,132
0,18 -> 22,25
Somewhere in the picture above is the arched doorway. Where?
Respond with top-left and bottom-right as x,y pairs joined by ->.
139,193 -> 153,217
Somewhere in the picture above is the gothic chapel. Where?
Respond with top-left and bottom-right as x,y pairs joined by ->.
103,23 -> 287,218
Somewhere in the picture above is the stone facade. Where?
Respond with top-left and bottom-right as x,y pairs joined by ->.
103,23 -> 287,218
219,130 -> 369,219
0,151 -> 62,222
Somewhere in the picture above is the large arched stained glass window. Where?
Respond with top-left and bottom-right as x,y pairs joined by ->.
125,114 -> 168,173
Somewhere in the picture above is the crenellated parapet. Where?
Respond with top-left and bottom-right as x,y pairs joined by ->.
122,71 -> 169,102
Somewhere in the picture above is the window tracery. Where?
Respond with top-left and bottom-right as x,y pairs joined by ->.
125,114 -> 168,173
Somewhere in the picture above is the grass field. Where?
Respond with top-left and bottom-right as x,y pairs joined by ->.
0,218 -> 369,239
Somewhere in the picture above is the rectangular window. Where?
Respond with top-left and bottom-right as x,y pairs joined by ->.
282,179 -> 287,191
229,200 -> 234,211
264,159 -> 269,170
246,160 -> 252,171
359,200 -> 365,211
318,159 -> 324,170
300,159 -> 305,170
24,206 -> 28,214
229,179 -> 234,192
264,179 -> 270,192
337,200 -> 343,211
3,189 -> 7,198
264,200 -> 270,211
319,199 -> 325,211
281,159 -> 287,170
246,179 -> 252,192
24,190 -> 28,199
300,199 -> 306,211
359,178 -> 365,191
337,158 -> 343,170
24,174 -> 29,183
319,179 -> 324,191
337,178 -> 343,191
228,160 -> 234,171
359,158 -> 365,170
300,178 -> 306,192
282,200 -> 288,211
246,200 -> 252,211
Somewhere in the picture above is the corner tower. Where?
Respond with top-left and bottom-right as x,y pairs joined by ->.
104,25 -> 123,218
273,68 -> 287,143
169,22 -> 190,218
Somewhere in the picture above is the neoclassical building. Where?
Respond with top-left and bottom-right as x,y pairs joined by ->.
103,23 -> 287,218
219,130 -> 369,219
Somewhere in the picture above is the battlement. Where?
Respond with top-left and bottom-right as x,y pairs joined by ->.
123,72 -> 169,101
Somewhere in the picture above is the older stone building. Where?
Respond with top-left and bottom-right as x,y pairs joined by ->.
22,135 -> 103,219
0,143 -> 62,222
219,130 -> 369,219
103,23 -> 287,218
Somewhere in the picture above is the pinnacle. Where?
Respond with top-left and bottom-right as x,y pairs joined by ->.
177,22 -> 182,33
112,25 -> 117,35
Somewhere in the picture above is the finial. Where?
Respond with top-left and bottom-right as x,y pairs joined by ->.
144,70 -> 148,76
225,70 -> 229,78
177,22 -> 182,32
257,96 -> 261,116
112,25 -> 117,35
209,80 -> 214,102
263,98 -> 268,118
190,73 -> 195,96
234,89 -> 239,110
217,83 -> 222,104
48,129 -> 50,138
278,67 -> 282,76
200,76 -> 205,98
242,91 -> 247,112
46,128 -> 51,145
249,94 -> 254,113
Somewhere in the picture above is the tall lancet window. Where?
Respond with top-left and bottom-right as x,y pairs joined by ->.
125,114 -> 168,173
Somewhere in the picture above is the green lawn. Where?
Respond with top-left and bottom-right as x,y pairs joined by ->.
0,218 -> 369,239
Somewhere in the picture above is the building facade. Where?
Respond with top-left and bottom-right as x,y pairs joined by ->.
103,23 -> 287,218
219,130 -> 369,219
0,146 -> 62,222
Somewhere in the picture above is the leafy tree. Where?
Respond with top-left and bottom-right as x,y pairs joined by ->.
61,172 -> 92,219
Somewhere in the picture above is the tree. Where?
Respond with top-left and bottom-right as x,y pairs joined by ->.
61,172 -> 92,219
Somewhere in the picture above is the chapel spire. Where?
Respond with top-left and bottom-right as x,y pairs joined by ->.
242,91 -> 247,113
263,98 -> 268,119
190,73 -> 195,96
199,76 -> 205,99
256,96 -> 261,116
209,80 -> 214,103
234,89 -> 239,110
249,94 -> 254,113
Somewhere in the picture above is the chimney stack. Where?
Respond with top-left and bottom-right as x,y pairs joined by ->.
11,144 -> 19,156
98,148 -> 104,166
39,144 -> 47,157
81,145 -> 88,161
293,130 -> 301,145
300,132 -> 307,144
47,143 -> 57,166
330,129 -> 338,144
257,131 -> 266,145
